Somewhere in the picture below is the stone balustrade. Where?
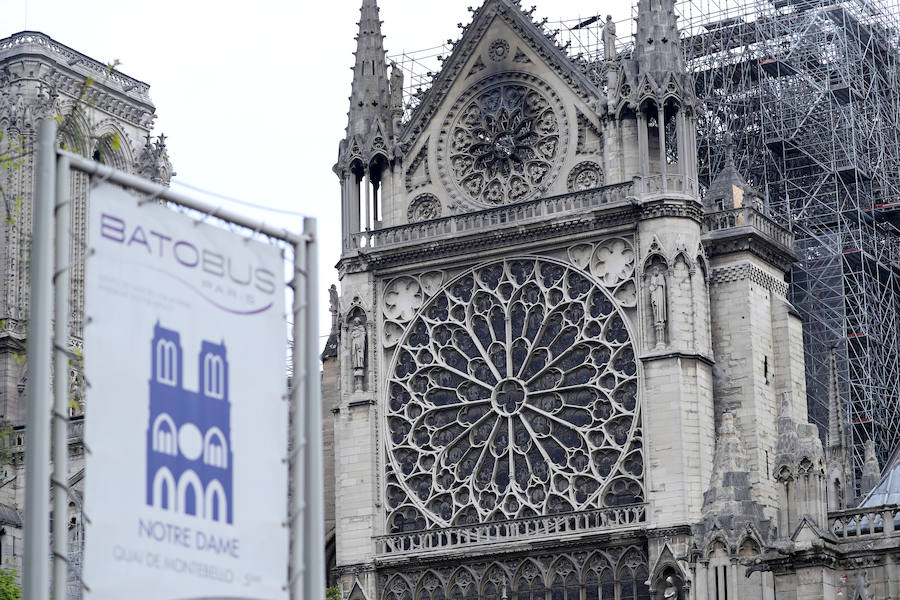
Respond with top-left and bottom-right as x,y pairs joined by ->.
829,504 -> 899,540
702,205 -> 794,249
375,503 -> 646,556
0,32 -> 151,97
348,181 -> 635,251
633,173 -> 697,195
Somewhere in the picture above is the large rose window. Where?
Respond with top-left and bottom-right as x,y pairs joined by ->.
385,258 -> 644,532
439,77 -> 566,208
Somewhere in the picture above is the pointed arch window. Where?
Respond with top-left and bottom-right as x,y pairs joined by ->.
204,479 -> 228,523
151,467 -> 176,510
204,354 -> 224,398
177,470 -> 203,517
156,340 -> 177,385
585,567 -> 616,600
449,585 -> 476,600
515,573 -> 546,600
550,572 -> 579,600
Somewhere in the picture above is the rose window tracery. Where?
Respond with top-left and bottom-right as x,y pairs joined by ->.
385,258 -> 644,531
440,77 -> 566,208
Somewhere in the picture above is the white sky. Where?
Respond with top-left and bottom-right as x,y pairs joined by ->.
1,0 -> 635,343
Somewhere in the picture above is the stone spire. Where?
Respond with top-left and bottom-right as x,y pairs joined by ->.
859,439 -> 881,498
826,348 -> 846,453
702,413 -> 763,522
346,0 -> 391,141
703,133 -> 764,213
825,346 -> 853,509
633,0 -> 683,76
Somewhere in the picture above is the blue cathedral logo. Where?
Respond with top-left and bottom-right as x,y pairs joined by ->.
146,323 -> 234,524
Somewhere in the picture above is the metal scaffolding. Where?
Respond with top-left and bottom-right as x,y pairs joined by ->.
673,0 -> 900,488
389,0 -> 900,490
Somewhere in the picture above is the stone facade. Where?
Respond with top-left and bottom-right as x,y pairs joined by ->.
329,1 -> 899,600
0,31 -> 171,585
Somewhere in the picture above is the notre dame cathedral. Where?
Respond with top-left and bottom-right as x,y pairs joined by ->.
0,31 -> 172,584
325,1 -> 899,599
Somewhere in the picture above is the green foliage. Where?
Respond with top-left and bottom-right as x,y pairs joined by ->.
326,587 -> 341,600
0,570 -> 21,600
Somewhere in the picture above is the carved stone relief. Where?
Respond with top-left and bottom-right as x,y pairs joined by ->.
407,194 -> 442,223
404,142 -> 431,193
568,239 -> 637,308
468,56 -> 487,78
567,161 -> 604,192
382,273 -> 445,349
577,112 -> 604,154
383,277 -> 425,322
513,48 -> 532,64
591,239 -> 635,287
488,39 -> 510,62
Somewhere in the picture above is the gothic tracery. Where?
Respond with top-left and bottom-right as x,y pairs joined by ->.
385,258 -> 644,531
439,76 -> 566,209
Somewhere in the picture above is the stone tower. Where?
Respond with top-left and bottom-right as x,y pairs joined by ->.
0,32 -> 172,427
329,1 -> 870,599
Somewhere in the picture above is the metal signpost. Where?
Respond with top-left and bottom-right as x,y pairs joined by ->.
22,118 -> 324,600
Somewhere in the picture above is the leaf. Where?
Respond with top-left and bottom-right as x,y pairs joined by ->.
110,132 -> 121,152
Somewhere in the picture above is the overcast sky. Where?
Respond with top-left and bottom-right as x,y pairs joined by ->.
1,0 -> 635,342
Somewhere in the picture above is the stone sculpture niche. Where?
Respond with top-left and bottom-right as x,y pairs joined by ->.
347,307 -> 368,392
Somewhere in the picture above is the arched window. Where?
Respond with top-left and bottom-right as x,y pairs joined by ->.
416,573 -> 445,600
550,571 -> 579,600
177,470 -> 203,518
618,566 -> 637,600
205,479 -> 228,523
483,582 -> 499,600
708,542 -> 731,600
156,340 -> 177,385
449,584 -> 477,600
204,354 -> 224,398
383,577 -> 412,600
585,555 -> 616,600
615,547 -> 651,600
151,467 -> 176,510
515,565 -> 545,600
152,414 -> 177,455
203,427 -> 228,468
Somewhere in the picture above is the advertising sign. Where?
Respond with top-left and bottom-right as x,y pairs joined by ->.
83,184 -> 288,599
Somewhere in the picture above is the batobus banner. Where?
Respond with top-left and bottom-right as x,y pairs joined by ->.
83,183 -> 288,599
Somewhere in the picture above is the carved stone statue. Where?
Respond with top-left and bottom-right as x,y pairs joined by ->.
328,284 -> 339,331
390,62 -> 404,111
603,15 -> 617,61
648,266 -> 667,348
350,316 -> 367,390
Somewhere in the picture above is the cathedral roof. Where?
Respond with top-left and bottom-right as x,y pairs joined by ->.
339,0 -> 393,166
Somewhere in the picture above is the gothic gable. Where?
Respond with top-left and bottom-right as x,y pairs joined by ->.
401,0 -> 600,148
396,0 -> 605,217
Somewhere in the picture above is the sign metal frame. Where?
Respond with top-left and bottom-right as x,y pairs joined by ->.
23,118 -> 324,600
